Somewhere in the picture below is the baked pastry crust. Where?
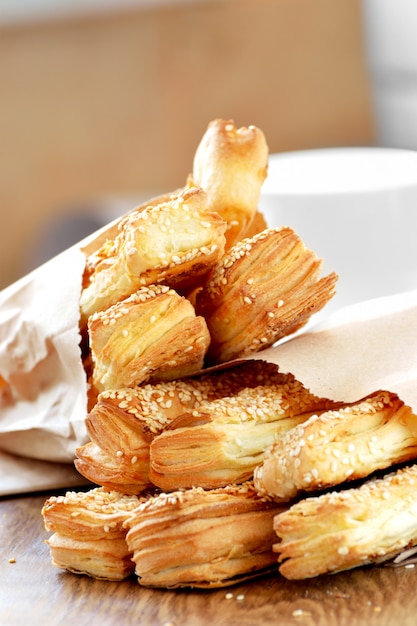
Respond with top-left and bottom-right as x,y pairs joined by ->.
149,373 -> 341,491
254,390 -> 417,502
75,441 -> 152,494
88,284 -> 211,392
88,360 -> 292,442
196,226 -> 338,364
42,488 -> 142,580
80,186 -> 227,323
190,119 -> 269,249
77,361 -> 295,494
81,188 -> 185,288
273,463 -> 417,579
124,481 -> 283,588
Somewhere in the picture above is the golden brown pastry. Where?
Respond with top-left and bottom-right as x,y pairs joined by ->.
80,186 -> 227,324
196,226 -> 338,364
42,488 -> 142,580
88,284 -> 211,393
190,119 -> 269,249
75,441 -> 153,494
149,374 -> 341,491
81,188 -> 185,288
76,361 -> 293,494
87,360 -> 291,443
273,463 -> 417,579
124,481 -> 284,588
254,390 -> 417,503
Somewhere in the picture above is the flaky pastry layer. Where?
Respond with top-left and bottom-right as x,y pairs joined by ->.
273,463 -> 417,579
42,488 -> 142,580
80,186 -> 226,323
124,481 -> 284,588
75,441 -> 152,494
149,373 -> 340,491
88,284 -> 210,393
76,361 -> 299,494
196,227 -> 338,364
88,360 -> 290,439
254,390 -> 417,502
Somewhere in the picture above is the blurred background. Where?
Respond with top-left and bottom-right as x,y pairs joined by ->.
0,0 -> 412,290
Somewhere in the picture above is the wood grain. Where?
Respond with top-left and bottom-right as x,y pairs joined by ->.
1,493 -> 416,626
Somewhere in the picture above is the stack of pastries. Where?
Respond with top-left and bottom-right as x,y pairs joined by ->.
42,119 -> 417,587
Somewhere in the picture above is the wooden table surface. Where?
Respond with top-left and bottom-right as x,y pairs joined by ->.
1,491 -> 417,626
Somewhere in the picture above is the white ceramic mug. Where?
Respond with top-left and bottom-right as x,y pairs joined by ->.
259,147 -> 417,316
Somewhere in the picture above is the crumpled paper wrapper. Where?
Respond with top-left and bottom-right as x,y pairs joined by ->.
0,247 -> 87,462
0,219 -> 120,494
1,219 -> 417,494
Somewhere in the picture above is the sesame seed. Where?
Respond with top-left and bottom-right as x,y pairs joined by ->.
292,609 -> 311,617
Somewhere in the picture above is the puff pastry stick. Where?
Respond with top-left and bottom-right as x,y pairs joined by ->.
254,391 -> 417,503
88,284 -> 210,393
80,186 -> 226,324
196,227 -> 338,364
125,481 -> 284,588
77,361 -> 291,494
42,488 -> 142,580
190,119 -> 269,249
87,360 -> 289,445
273,463 -> 417,579
149,375 -> 341,491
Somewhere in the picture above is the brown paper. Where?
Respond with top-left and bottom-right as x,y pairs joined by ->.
0,450 -> 91,496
